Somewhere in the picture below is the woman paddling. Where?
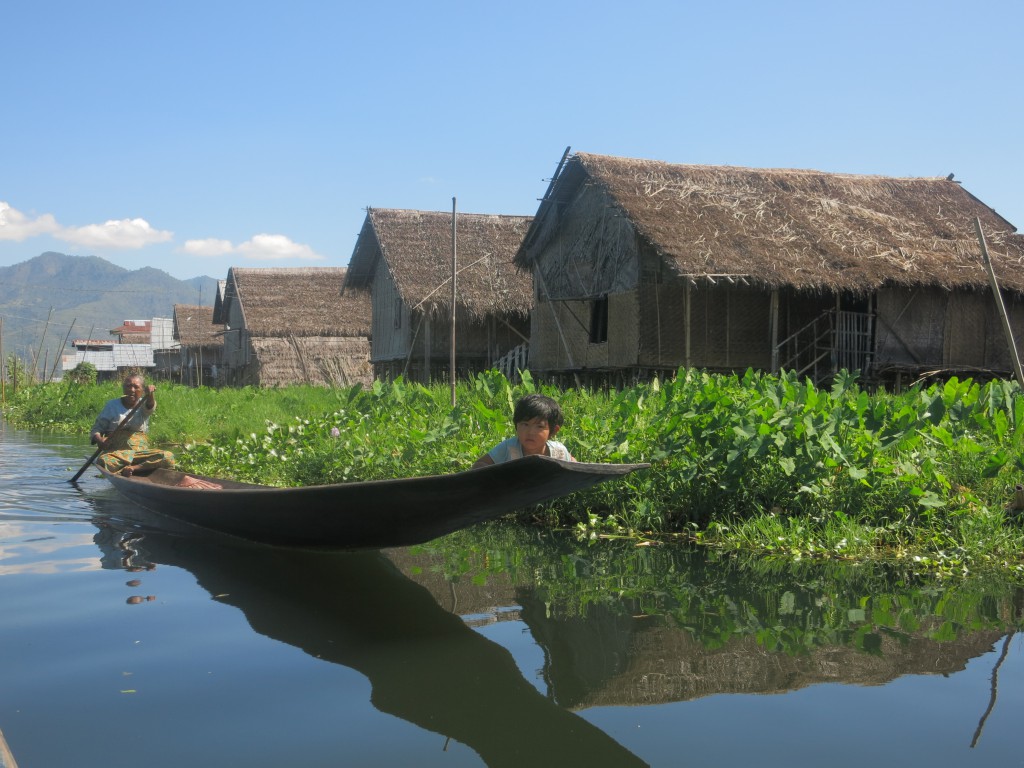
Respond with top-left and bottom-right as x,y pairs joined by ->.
90,374 -> 220,489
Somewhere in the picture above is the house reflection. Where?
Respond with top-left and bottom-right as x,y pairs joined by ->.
386,541 -> 1024,709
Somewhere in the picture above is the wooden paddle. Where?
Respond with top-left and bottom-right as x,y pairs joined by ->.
69,390 -> 151,483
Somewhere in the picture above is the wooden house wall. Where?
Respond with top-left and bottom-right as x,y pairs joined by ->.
246,337 -> 372,388
637,255 -> 682,367
370,268 -> 411,364
680,284 -> 773,370
535,183 -> 640,300
875,287 -> 1024,374
179,344 -> 224,386
222,300 -> 249,376
379,311 -> 530,382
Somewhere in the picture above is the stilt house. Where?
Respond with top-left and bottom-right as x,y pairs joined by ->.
172,304 -> 224,386
516,151 -> 1024,387
219,267 -> 372,387
343,208 -> 533,382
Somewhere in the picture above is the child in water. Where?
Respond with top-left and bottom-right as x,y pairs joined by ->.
472,393 -> 576,468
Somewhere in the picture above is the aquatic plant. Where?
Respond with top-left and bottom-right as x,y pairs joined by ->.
6,368 -> 1024,576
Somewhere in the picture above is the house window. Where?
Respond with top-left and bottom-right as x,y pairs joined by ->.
394,299 -> 403,330
589,295 -> 608,344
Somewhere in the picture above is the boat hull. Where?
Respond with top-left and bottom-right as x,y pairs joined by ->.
99,456 -> 648,549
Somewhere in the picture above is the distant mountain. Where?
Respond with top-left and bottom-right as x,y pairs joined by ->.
0,252 -> 219,379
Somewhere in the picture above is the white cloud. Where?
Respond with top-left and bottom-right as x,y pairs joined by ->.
236,233 -> 325,261
181,233 -> 326,262
58,218 -> 173,249
182,238 -> 235,256
2,200 -> 325,266
0,201 -> 60,240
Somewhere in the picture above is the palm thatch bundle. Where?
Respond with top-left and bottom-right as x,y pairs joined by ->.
523,152 -> 1024,294
173,304 -> 222,349
229,267 -> 371,337
346,208 -> 533,320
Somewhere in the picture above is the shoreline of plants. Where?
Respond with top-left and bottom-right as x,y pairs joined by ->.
4,368 -> 1024,581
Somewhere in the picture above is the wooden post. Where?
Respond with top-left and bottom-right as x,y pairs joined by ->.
770,289 -> 779,372
974,217 -> 1024,388
424,316 -> 432,384
684,281 -> 691,369
450,197 -> 457,407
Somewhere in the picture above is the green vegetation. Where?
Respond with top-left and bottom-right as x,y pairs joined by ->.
414,524 -> 1024,655
5,368 -> 1024,579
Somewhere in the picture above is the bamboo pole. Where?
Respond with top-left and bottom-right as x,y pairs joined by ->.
450,197 -> 457,407
30,307 -> 54,383
48,319 -> 76,383
974,217 -> 1024,388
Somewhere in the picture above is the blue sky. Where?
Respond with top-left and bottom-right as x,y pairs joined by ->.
2,0 -> 1021,281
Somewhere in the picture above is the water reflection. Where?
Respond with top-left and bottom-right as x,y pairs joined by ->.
7,422 -> 1024,763
86,496 -> 650,768
396,530 -> 1024,711
84,489 -> 1024,762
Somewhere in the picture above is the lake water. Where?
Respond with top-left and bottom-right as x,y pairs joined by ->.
2,419 -> 1023,767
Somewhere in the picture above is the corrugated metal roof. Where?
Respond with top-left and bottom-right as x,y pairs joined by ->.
61,345 -> 155,372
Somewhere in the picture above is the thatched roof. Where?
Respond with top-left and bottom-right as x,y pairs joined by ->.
519,152 -> 1024,293
172,304 -> 222,348
225,267 -> 371,338
345,208 -> 533,321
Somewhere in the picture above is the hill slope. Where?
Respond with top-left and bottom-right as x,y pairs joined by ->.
1,252 -> 219,379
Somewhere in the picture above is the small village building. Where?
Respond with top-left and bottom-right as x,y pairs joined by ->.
61,340 -> 155,382
109,319 -> 152,344
149,317 -> 179,380
219,267 -> 372,388
172,304 -> 224,386
516,151 -> 1024,388
344,208 -> 533,382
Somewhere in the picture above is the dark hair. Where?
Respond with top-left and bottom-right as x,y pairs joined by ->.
512,393 -> 564,429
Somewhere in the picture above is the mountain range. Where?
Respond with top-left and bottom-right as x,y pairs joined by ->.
1,252 -> 219,379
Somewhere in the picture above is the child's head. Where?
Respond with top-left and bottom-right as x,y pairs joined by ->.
512,394 -> 564,456
513,394 -> 564,434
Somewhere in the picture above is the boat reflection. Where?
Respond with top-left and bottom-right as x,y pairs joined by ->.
87,498 -> 649,768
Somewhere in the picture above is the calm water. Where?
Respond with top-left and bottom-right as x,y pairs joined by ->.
2,420 -> 1023,767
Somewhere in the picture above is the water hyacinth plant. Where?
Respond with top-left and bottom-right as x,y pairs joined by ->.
5,368 -> 1024,578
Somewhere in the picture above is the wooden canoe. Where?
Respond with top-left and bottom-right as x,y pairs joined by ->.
98,456 -> 649,549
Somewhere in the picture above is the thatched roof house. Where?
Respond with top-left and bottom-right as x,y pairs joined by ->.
517,150 -> 1024,386
171,304 -> 224,386
344,208 -> 533,382
220,267 -> 372,387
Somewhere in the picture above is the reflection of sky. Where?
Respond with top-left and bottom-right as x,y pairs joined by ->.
0,521 -> 103,575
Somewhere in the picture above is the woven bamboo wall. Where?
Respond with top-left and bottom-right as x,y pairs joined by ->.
249,337 -> 372,388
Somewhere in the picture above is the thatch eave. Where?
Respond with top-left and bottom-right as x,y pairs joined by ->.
523,151 -> 1024,295
229,267 -> 372,338
356,207 -> 534,322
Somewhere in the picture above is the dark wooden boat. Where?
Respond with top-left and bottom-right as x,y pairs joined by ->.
98,456 -> 649,549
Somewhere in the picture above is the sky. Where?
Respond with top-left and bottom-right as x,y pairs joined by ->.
2,1 -> 1022,282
